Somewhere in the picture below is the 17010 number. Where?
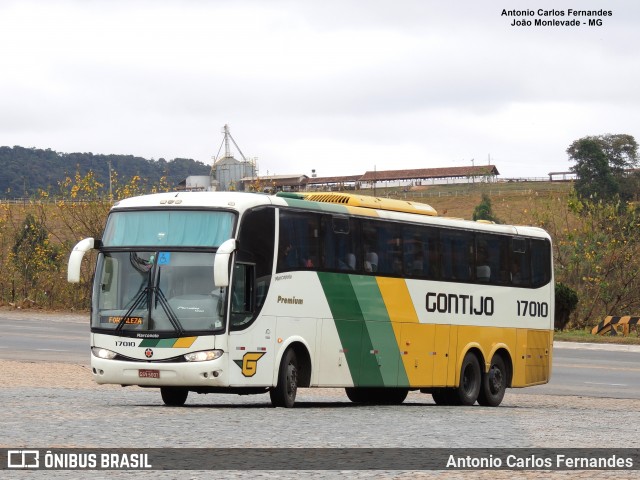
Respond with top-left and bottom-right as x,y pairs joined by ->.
517,300 -> 549,318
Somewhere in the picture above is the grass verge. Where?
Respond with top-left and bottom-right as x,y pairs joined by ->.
554,329 -> 640,345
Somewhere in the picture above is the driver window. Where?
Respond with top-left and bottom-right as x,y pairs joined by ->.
230,263 -> 255,329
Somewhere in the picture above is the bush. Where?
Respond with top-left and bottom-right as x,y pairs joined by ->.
555,282 -> 578,331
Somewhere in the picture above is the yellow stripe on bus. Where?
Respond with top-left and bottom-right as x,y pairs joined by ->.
376,277 -> 434,386
173,337 -> 197,348
375,277 -> 419,324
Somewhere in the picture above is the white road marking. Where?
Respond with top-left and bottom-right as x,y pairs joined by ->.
584,381 -> 628,387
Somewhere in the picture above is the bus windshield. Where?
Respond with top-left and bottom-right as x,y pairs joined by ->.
102,210 -> 235,247
92,251 -> 226,334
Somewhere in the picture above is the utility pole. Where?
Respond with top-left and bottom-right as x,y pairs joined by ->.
108,160 -> 113,200
373,165 -> 377,197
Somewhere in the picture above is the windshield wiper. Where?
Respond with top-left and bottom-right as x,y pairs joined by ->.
115,286 -> 149,332
154,287 -> 185,336
115,285 -> 185,335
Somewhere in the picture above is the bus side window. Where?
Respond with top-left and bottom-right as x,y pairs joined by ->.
376,222 -> 401,276
530,239 -> 551,287
476,233 -> 509,284
361,219 -> 381,274
441,230 -> 472,282
278,211 -> 320,271
511,238 -> 530,286
321,215 -> 358,271
402,225 -> 425,277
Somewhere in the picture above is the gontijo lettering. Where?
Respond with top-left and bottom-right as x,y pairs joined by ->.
426,292 -> 494,316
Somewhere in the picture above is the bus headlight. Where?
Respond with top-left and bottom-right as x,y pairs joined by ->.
184,350 -> 223,362
92,347 -> 117,359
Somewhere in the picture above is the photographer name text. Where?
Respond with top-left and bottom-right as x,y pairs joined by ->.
502,9 -> 612,27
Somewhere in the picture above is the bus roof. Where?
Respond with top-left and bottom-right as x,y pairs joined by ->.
110,191 -> 274,212
279,192 -> 438,217
110,191 -> 550,240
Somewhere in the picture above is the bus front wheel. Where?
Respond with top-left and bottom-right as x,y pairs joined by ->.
160,387 -> 188,406
477,355 -> 507,407
270,349 -> 298,408
345,387 -> 367,403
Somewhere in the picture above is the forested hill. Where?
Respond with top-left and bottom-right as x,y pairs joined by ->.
0,146 -> 211,198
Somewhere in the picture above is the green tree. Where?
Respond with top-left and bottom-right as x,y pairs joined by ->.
0,146 -> 210,199
567,134 -> 639,202
11,213 -> 61,300
533,193 -> 640,329
472,193 -> 500,223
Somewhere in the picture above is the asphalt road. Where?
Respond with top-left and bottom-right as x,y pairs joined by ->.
0,312 -> 88,363
1,310 -> 639,399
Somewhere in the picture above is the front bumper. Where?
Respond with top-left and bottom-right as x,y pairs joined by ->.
91,354 -> 229,387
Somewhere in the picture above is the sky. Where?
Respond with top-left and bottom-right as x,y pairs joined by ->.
1,0 -> 638,179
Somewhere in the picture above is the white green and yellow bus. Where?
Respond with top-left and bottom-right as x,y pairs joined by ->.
68,190 -> 553,408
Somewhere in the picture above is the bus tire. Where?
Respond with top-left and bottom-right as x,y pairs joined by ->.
377,388 -> 408,405
345,387 -> 367,403
270,348 -> 298,408
346,387 -> 408,405
160,387 -> 188,406
477,355 -> 507,407
431,388 -> 457,405
454,352 -> 481,406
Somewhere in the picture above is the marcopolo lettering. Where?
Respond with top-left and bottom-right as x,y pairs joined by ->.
426,292 -> 494,316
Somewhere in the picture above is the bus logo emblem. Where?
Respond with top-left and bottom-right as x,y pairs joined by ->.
145,348 -> 153,358
234,352 -> 266,377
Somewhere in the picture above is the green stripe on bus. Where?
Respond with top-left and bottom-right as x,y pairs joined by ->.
318,272 -> 408,387
318,272 -> 378,386
281,197 -> 350,214
138,338 -> 179,348
350,276 -> 409,387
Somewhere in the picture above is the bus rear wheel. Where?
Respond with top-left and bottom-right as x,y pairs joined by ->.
477,355 -> 507,407
270,349 -> 298,408
431,388 -> 457,405
161,387 -> 188,406
453,352 -> 481,406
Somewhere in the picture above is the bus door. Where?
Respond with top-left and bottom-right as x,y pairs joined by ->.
228,263 -> 276,387
228,319 -> 276,387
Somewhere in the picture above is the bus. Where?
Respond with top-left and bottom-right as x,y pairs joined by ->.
67,190 -> 554,408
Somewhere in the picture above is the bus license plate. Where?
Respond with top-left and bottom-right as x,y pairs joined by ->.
139,369 -> 160,379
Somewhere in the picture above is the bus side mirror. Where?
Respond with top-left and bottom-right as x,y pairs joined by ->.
214,238 -> 236,287
67,237 -> 95,283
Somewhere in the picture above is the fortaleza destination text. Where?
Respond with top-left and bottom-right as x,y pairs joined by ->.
502,9 -> 613,27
